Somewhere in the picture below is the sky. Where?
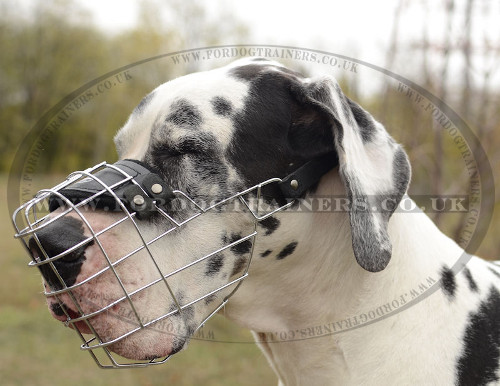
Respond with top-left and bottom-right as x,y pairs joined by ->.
70,0 -> 499,89
12,0 -> 500,94
78,0 -> 401,66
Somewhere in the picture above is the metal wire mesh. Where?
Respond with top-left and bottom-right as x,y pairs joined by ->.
12,161 -> 293,368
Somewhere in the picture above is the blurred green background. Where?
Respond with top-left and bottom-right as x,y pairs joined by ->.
1,0 -> 499,385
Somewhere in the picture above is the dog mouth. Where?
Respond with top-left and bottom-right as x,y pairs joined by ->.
46,293 -> 188,361
14,158 -> 294,367
49,300 -> 93,334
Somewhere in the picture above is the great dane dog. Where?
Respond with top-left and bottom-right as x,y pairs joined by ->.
23,58 -> 500,385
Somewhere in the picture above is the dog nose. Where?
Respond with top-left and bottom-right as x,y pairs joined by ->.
29,216 -> 93,289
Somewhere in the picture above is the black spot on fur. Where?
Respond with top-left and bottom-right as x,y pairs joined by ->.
227,65 -> 335,199
205,253 -> 224,276
346,98 -> 376,143
440,265 -> 456,300
277,242 -> 298,260
259,216 -> 280,236
229,63 -> 301,81
211,96 -> 233,116
463,267 -> 479,293
456,286 -> 500,385
133,91 -> 155,115
391,147 -> 411,217
260,249 -> 272,258
223,233 -> 252,255
344,145 -> 409,272
229,64 -> 267,81
204,294 -> 217,305
166,99 -> 201,129
232,239 -> 252,255
231,257 -> 248,277
342,175 -> 391,273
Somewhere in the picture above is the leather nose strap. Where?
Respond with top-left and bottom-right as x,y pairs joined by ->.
48,159 -> 174,219
48,154 -> 338,217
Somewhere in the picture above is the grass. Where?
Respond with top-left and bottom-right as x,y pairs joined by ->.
0,175 -> 276,386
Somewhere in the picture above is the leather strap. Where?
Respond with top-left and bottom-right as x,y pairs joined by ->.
48,159 -> 174,219
278,153 -> 338,199
49,154 -> 338,218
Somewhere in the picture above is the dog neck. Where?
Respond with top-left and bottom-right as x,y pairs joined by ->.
223,170 -> 465,384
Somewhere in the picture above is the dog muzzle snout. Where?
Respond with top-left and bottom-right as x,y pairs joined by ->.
11,159 -> 295,368
12,155 -> 337,368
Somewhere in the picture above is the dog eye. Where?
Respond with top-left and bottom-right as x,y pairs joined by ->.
149,144 -> 187,161
177,141 -> 198,154
165,147 -> 186,158
152,137 -> 208,161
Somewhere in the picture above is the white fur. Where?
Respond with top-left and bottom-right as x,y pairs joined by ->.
226,170 -> 489,385
115,67 -> 249,159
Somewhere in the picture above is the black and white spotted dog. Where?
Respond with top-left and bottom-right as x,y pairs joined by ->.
32,58 -> 500,385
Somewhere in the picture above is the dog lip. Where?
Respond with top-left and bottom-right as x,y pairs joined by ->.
49,301 -> 92,334
68,320 -> 92,334
50,302 -> 77,321
50,302 -> 67,317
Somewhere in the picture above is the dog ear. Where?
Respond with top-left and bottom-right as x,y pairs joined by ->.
291,76 -> 411,272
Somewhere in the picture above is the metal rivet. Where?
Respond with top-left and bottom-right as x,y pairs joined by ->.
133,195 -> 145,206
290,179 -> 299,190
151,183 -> 163,194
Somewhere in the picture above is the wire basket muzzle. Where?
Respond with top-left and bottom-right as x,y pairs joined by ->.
12,160 -> 293,368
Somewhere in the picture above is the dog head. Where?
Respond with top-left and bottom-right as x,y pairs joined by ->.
20,58 -> 410,362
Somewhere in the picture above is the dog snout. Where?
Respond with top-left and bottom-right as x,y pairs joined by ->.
29,216 -> 93,289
